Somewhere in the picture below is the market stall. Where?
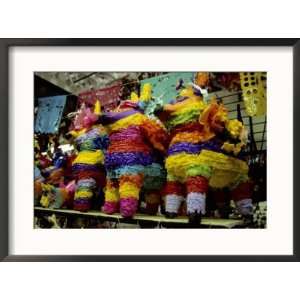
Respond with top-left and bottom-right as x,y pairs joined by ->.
34,72 -> 267,229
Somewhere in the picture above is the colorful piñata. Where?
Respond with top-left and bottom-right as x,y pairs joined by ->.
101,84 -> 168,218
162,85 -> 253,224
70,102 -> 109,212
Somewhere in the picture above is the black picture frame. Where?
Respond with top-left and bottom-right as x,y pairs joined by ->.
0,38 -> 299,262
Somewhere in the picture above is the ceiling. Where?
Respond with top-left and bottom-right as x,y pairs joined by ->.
35,72 -> 155,95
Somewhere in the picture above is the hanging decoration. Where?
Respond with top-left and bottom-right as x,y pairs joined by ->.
240,72 -> 266,117
140,72 -> 195,104
78,82 -> 122,112
35,95 -> 67,134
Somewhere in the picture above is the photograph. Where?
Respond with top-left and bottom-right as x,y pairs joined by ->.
33,71 -> 267,229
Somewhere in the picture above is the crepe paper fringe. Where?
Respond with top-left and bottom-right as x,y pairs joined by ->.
165,194 -> 184,214
75,189 -> 93,199
73,169 -> 106,187
76,137 -> 104,152
164,95 -> 204,115
143,163 -> 166,179
106,163 -> 164,179
119,174 -> 144,189
75,126 -> 107,143
110,125 -> 145,144
73,150 -> 104,165
105,152 -> 153,169
140,118 -> 169,153
102,201 -> 119,214
168,142 -> 203,155
108,141 -> 151,154
166,109 -> 200,129
72,163 -> 101,173
169,122 -> 203,141
118,174 -> 143,211
186,176 -> 209,194
73,198 -> 91,212
75,126 -> 109,151
104,180 -> 120,203
108,113 -> 168,154
73,178 -> 96,212
101,109 -> 139,125
143,163 -> 166,190
76,178 -> 96,189
106,165 -> 145,178
170,100 -> 205,117
163,181 -> 185,196
108,113 -> 146,132
120,197 -> 139,218
168,139 -> 222,156
143,176 -> 165,190
166,150 -> 248,184
170,131 -> 204,146
103,173 -> 143,217
186,192 -> 206,214
119,182 -> 140,198
166,153 -> 212,181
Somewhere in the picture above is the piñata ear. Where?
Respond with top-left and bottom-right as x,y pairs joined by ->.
130,92 -> 139,102
179,85 -> 194,97
94,99 -> 101,115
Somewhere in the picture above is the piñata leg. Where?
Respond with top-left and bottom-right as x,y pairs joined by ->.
164,181 -> 185,218
144,190 -> 161,215
102,179 -> 120,214
119,174 -> 143,218
186,175 -> 208,225
73,178 -> 96,212
231,181 -> 253,220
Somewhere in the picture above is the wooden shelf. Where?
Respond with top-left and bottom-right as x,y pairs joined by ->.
34,207 -> 244,228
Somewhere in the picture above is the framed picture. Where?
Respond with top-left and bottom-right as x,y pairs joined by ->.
0,38 -> 299,261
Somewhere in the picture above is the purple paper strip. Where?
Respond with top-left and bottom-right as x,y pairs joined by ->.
109,125 -> 144,143
167,139 -> 222,156
100,109 -> 139,125
72,163 -> 101,172
105,152 -> 153,169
